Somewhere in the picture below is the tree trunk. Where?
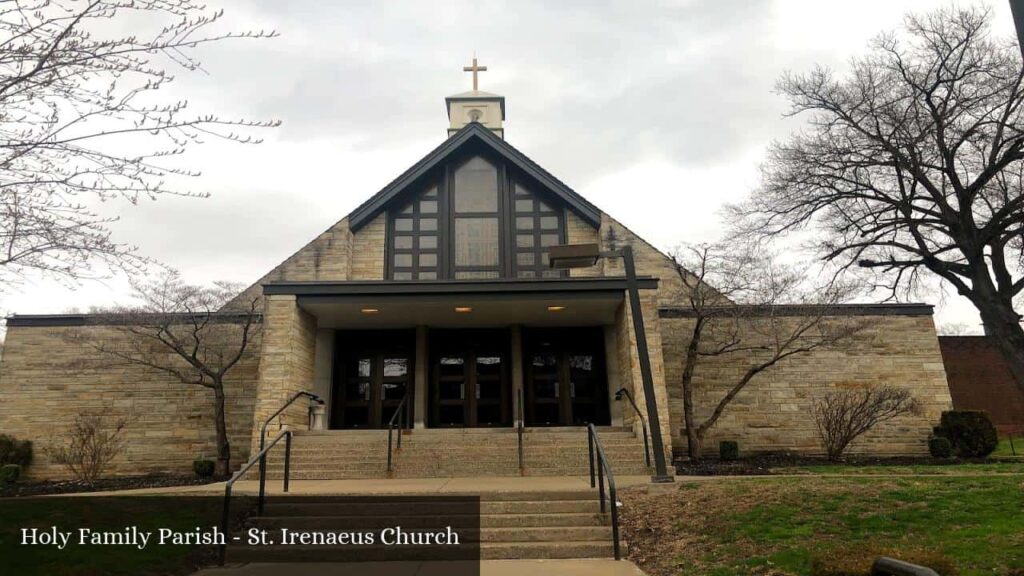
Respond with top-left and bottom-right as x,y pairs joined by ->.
970,289 -> 1024,398
212,381 -> 231,477
680,319 -> 704,461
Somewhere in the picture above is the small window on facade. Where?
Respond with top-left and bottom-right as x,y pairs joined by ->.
390,185 -> 441,280
513,183 -> 565,278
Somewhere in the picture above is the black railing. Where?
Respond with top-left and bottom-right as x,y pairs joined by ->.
517,387 -> 525,473
219,429 -> 292,565
614,387 -> 652,468
259,390 -> 323,454
386,392 -> 411,475
587,423 -> 621,560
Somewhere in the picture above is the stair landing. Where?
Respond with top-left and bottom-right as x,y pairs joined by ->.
256,426 -> 652,480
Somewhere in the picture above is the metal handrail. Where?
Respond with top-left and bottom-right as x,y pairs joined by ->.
386,391 -> 411,475
587,423 -> 621,560
219,429 -> 293,565
517,387 -> 525,473
259,390 -> 323,454
615,388 -> 652,468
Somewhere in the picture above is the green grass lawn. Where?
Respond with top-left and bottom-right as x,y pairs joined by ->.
995,436 -> 1024,458
621,475 -> 1024,576
0,495 -> 233,576
781,460 -> 1024,475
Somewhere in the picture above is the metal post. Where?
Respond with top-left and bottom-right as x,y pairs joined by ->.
1012,0 -> 1024,59
597,449 -> 606,513
588,428 -> 596,488
283,431 -> 292,493
218,485 -> 232,565
619,245 -> 673,482
257,453 -> 267,515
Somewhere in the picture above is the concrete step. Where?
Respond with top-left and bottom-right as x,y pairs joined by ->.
248,512 -> 607,529
259,500 -> 599,516
295,427 -> 633,436
225,540 -> 615,562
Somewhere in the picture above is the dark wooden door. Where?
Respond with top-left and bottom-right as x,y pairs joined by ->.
430,330 -> 511,427
523,327 -> 610,426
331,331 -> 414,429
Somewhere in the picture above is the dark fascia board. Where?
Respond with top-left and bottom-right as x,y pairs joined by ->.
6,312 -> 263,327
263,277 -> 658,297
445,95 -> 506,119
347,123 -> 602,231
658,303 -> 935,318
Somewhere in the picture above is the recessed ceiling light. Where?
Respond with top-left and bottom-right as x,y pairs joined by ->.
547,306 -> 566,312
454,306 -> 473,313
361,308 -> 380,314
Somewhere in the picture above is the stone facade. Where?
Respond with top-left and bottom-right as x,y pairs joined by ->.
0,324 -> 261,479
0,121 -> 956,480
659,313 -> 953,457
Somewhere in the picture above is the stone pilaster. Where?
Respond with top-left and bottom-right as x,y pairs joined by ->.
250,294 -> 318,453
614,292 -> 674,462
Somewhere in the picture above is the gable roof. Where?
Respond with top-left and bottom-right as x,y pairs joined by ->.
348,122 -> 602,231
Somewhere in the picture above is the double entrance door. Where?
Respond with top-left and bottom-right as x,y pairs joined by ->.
430,329 -> 511,427
523,327 -> 610,426
329,327 -> 609,429
331,330 -> 414,429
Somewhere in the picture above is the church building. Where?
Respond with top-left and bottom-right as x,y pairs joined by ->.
0,62 -> 954,480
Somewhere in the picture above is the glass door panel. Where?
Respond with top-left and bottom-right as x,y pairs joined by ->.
430,330 -> 511,427
330,331 -> 415,429
435,357 -> 467,426
523,328 -> 610,427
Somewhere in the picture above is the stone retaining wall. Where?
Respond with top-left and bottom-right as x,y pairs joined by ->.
659,313 -> 953,457
0,324 -> 261,479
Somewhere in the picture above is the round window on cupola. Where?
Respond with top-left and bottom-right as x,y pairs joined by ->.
468,109 -> 482,123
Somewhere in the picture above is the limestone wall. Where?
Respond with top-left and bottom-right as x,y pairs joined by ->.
249,295 -> 319,450
0,324 -> 261,479
659,313 -> 953,457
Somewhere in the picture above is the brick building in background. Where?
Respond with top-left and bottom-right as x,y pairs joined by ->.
939,336 -> 1024,436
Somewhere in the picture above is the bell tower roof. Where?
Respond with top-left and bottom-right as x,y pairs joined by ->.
446,57 -> 505,138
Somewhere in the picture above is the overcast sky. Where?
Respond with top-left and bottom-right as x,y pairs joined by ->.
2,0 -> 1017,333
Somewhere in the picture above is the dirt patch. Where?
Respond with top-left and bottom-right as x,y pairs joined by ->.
619,478 -> 893,576
0,473 -> 223,497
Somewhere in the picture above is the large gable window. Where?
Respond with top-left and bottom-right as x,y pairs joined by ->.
453,157 -> 500,279
387,154 -> 567,280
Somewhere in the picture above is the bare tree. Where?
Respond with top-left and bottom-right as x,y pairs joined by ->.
78,271 -> 261,476
937,322 -> 977,336
0,1 -> 278,288
671,244 -> 868,460
730,6 -> 1024,395
45,411 -> 129,482
812,385 -> 922,461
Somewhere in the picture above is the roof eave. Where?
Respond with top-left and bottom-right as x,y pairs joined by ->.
346,123 -> 601,231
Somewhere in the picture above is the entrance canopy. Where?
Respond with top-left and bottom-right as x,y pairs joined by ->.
264,277 -> 658,329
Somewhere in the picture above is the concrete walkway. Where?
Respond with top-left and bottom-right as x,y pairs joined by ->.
61,475 -> 671,497
192,559 -> 648,576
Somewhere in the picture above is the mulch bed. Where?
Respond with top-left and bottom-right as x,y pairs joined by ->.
672,454 -> 997,476
0,473 -> 225,497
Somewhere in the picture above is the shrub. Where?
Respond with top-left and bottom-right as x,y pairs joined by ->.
0,434 -> 33,467
812,385 -> 922,461
0,464 -> 21,484
719,441 -> 739,461
45,412 -> 128,483
934,410 -> 998,458
193,459 -> 215,478
811,547 -> 958,576
928,436 -> 953,459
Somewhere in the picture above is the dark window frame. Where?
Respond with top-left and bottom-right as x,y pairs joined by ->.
386,149 -> 568,280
